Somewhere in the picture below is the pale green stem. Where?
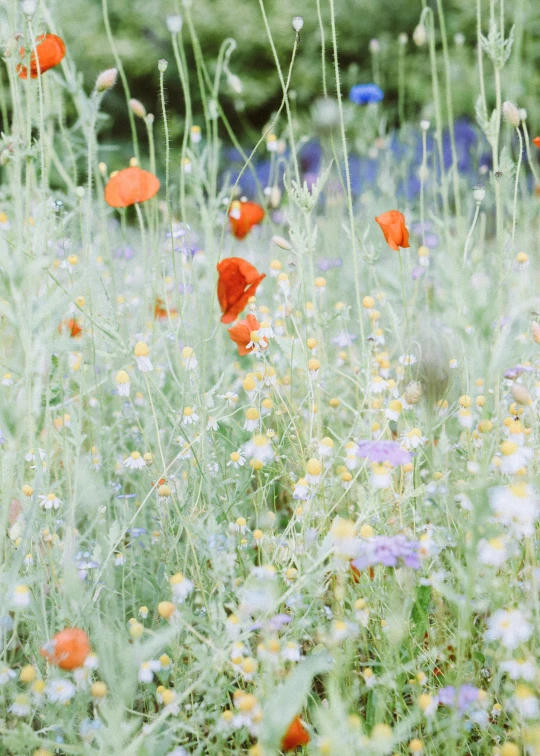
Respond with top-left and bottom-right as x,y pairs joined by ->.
510,126 -> 523,254
328,0 -> 365,354
463,203 -> 481,263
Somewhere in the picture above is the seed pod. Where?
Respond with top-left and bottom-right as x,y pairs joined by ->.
511,383 -> 532,406
404,381 -> 422,405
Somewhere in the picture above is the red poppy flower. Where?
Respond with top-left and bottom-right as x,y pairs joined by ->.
105,167 -> 160,208
217,257 -> 265,324
228,314 -> 263,356
374,210 -> 410,251
58,318 -> 82,338
17,33 -> 66,79
229,200 -> 265,240
533,137 -> 540,148
41,627 -> 91,670
281,717 -> 310,751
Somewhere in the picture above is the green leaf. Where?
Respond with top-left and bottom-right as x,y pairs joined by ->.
260,651 -> 333,751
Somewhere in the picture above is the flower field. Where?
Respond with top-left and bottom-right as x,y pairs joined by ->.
2,0 -> 540,754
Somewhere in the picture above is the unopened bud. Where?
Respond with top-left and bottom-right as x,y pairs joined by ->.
502,101 -> 520,128
158,59 -> 168,73
511,383 -> 532,406
129,99 -> 146,119
21,0 -> 36,16
531,321 -> 540,344
413,23 -> 427,46
404,381 -> 423,405
272,235 -> 291,250
398,33 -> 408,46
473,185 -> 485,203
95,67 -> 118,92
292,16 -> 304,32
166,15 -> 183,34
420,120 -> 430,131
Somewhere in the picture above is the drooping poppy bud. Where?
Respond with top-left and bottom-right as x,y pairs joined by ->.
40,628 -> 91,670
374,210 -> 410,251
281,716 -> 310,751
58,318 -> 82,338
217,257 -> 265,324
17,33 -> 66,79
105,166 -> 160,208
229,200 -> 265,240
533,137 -> 540,148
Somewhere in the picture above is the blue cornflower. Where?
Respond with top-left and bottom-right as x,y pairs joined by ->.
349,83 -> 384,105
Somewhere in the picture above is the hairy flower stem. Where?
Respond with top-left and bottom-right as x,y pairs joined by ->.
463,203 -> 481,263
436,0 -> 461,219
102,0 -> 140,163
328,0 -> 365,354
510,126 -> 523,255
258,0 -> 301,185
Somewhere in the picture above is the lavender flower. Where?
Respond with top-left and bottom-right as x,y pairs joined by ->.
504,364 -> 534,380
356,440 -> 412,466
437,684 -> 480,713
317,257 -> 343,272
352,535 -> 421,571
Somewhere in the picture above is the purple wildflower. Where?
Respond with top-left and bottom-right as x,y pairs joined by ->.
411,266 -> 425,280
437,684 -> 480,713
317,257 -> 343,272
356,440 -> 412,466
351,535 -> 421,571
504,364 -> 534,380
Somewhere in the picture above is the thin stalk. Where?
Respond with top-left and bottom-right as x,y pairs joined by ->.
328,0 -> 365,353
102,0 -> 140,161
510,126 -> 523,254
435,0 -> 461,219
257,0 -> 301,184
463,203 -> 481,263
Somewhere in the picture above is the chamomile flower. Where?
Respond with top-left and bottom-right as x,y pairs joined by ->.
170,572 -> 194,603
485,608 -> 532,649
124,451 -> 146,470
45,678 -> 76,703
38,493 -> 62,510
401,428 -> 427,450
183,406 -> 199,425
228,451 -> 246,468
115,370 -> 130,396
134,342 -> 153,372
181,346 -> 198,370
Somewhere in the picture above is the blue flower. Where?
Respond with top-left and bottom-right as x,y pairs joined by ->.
349,83 -> 384,105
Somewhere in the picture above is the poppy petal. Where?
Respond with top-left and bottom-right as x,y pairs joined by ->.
105,167 -> 160,208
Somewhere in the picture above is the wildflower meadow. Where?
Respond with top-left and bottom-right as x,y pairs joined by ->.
2,0 -> 540,754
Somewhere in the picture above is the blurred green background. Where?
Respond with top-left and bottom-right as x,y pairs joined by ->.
47,0 -> 540,144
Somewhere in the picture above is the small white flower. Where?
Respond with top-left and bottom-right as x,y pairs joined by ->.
38,493 -> 62,510
183,406 -> 199,426
138,660 -> 161,683
0,666 -> 17,685
478,537 -> 507,567
500,658 -> 536,681
485,608 -> 532,650
227,451 -> 246,469
9,694 -> 31,716
124,451 -> 146,470
11,584 -> 31,608
46,678 -> 76,703
170,572 -> 194,603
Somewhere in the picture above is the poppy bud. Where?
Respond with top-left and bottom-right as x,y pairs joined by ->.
95,67 -> 118,92
166,15 -> 183,33
420,120 -> 430,131
531,321 -> 540,344
272,235 -> 291,250
473,185 -> 485,203
502,101 -> 520,128
413,23 -> 427,46
292,16 -> 304,32
399,33 -> 408,46
404,381 -> 422,405
158,59 -> 168,73
129,98 -> 146,119
21,0 -> 36,16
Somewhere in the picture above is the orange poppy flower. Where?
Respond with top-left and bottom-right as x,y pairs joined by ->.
533,137 -> 540,148
40,627 -> 91,670
374,210 -> 410,251
104,167 -> 160,208
217,257 -> 265,324
228,314 -> 264,356
154,297 -> 177,320
17,33 -> 66,79
229,200 -> 265,240
281,716 -> 310,751
58,318 -> 82,338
